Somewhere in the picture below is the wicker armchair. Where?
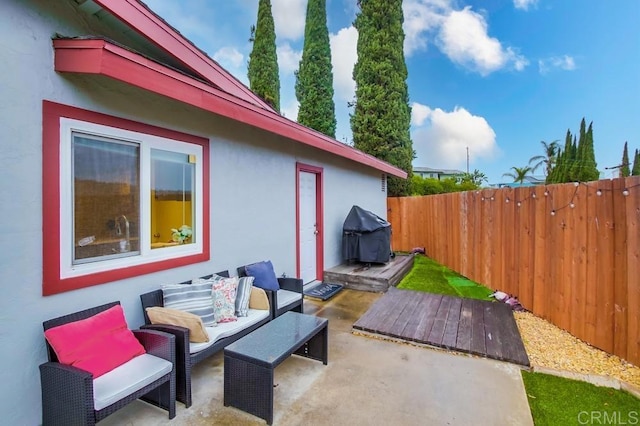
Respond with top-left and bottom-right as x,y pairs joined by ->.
40,301 -> 176,426
238,262 -> 303,318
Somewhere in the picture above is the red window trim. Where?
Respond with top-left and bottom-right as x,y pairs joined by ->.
295,162 -> 324,281
42,100 -> 210,295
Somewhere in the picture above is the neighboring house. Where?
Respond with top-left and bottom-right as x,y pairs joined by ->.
494,176 -> 546,188
0,1 -> 406,423
413,166 -> 464,181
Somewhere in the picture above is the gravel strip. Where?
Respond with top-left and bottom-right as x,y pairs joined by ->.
514,311 -> 640,388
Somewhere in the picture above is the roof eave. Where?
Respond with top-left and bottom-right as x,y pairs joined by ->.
91,0 -> 275,112
53,39 -> 407,179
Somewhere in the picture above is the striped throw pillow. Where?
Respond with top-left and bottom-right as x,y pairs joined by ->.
235,276 -> 254,317
162,282 -> 216,326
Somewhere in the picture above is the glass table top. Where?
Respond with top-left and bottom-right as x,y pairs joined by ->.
225,312 -> 327,366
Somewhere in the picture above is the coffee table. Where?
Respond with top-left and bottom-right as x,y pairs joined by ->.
223,311 -> 328,424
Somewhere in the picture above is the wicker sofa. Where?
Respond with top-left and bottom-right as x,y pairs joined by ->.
139,271 -> 272,408
40,301 -> 176,426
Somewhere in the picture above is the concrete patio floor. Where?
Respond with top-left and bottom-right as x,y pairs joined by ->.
102,289 -> 534,425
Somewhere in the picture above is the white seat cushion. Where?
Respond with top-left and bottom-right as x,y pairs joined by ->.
93,354 -> 172,411
277,289 -> 302,309
189,308 -> 270,354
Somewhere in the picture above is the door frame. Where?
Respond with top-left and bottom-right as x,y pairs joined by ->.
295,162 -> 323,281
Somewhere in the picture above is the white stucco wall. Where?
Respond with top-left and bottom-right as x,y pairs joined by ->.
0,1 -> 390,424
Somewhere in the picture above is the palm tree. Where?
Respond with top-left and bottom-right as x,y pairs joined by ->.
460,169 -> 488,187
528,140 -> 559,177
503,166 -> 533,184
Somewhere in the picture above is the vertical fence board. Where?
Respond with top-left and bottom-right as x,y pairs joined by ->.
533,186 -> 549,315
502,187 -> 516,296
571,183 -> 589,342
472,192 -> 483,282
595,179 -> 615,353
481,191 -> 493,287
625,176 -> 639,363
584,183 -> 599,347
613,178 -> 629,358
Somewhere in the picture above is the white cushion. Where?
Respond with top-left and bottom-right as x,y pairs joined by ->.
189,309 -> 270,354
93,354 -> 172,411
277,289 -> 302,309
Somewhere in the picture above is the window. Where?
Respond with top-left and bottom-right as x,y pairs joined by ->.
43,102 -> 209,295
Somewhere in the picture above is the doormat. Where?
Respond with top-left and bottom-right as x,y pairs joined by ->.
304,282 -> 344,301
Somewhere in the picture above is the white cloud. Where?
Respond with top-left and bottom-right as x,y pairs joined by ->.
411,102 -> 432,126
213,47 -> 244,69
280,98 -> 300,121
330,26 -> 358,102
538,55 -> 576,75
403,0 -> 450,56
212,46 -> 248,84
276,42 -> 302,75
513,0 -> 538,11
272,0 -> 307,41
411,103 -> 499,169
437,7 -> 528,75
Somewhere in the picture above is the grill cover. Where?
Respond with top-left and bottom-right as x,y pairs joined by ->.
342,205 -> 391,264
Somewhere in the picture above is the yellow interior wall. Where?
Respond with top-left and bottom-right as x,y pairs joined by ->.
151,193 -> 193,243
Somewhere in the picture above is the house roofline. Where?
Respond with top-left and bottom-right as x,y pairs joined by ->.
91,0 -> 274,111
53,38 -> 407,178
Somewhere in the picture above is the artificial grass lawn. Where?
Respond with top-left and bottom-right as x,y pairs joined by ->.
522,370 -> 640,426
397,255 -> 493,300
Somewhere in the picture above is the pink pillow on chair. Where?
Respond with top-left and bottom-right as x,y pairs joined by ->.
44,305 -> 145,378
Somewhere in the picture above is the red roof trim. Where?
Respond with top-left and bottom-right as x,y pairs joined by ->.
53,39 -> 407,178
92,0 -> 273,111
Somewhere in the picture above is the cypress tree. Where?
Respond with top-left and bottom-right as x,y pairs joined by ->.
621,141 -> 630,177
351,0 -> 413,196
549,129 -> 573,184
632,149 -> 640,176
248,0 -> 280,111
581,121 -> 599,181
568,118 -> 599,182
569,118 -> 587,182
295,0 -> 336,137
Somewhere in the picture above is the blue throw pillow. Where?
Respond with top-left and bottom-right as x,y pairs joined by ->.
245,261 -> 280,291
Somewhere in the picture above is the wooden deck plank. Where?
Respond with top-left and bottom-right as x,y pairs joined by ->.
427,296 -> 452,346
376,289 -> 415,336
388,290 -> 425,338
413,294 -> 443,342
401,292 -> 430,341
456,298 -> 473,352
498,308 -> 531,366
353,288 -> 404,332
469,300 -> 486,356
441,297 -> 462,349
483,303 -> 504,361
352,288 -> 529,366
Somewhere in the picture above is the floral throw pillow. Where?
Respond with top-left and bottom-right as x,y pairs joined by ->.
212,276 -> 238,323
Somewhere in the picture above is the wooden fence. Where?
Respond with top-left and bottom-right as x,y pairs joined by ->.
387,176 -> 640,366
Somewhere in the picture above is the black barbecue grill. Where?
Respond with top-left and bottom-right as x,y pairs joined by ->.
342,205 -> 392,264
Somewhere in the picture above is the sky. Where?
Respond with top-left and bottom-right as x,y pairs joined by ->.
142,0 -> 639,184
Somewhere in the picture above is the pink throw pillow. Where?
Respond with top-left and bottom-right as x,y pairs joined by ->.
44,305 -> 145,378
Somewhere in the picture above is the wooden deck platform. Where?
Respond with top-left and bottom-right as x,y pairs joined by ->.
323,254 -> 414,293
353,287 -> 530,366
